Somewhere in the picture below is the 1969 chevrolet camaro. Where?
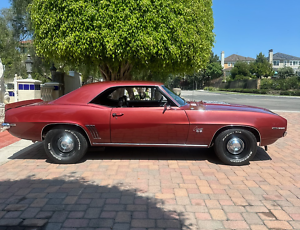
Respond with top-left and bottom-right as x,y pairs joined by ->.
1,81 -> 287,165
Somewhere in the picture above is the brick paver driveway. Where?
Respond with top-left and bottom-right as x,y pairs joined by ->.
0,112 -> 299,230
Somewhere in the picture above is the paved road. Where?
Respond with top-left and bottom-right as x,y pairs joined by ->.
181,90 -> 300,112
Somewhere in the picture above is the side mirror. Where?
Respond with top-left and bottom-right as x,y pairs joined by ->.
162,102 -> 170,114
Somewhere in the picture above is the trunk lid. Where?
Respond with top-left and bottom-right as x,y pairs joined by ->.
5,99 -> 44,111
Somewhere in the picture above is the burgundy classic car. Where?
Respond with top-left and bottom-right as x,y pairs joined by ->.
1,81 -> 287,165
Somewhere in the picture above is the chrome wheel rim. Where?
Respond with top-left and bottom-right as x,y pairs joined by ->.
57,135 -> 74,153
226,137 -> 244,155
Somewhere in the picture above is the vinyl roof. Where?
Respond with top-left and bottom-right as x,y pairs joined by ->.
51,81 -> 163,105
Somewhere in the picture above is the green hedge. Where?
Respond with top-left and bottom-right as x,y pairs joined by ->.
280,90 -> 300,96
204,87 -> 218,91
260,77 -> 300,90
219,88 -> 267,94
204,85 -> 300,96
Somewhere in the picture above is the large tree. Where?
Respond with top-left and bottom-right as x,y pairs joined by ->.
30,0 -> 214,81
10,0 -> 33,41
0,0 -> 53,82
230,61 -> 252,80
277,66 -> 294,79
250,52 -> 274,78
0,8 -> 27,79
204,52 -> 223,80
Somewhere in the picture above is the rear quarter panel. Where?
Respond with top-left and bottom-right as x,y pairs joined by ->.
5,104 -> 111,143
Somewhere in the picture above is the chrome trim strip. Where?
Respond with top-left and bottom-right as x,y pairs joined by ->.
41,123 -> 92,145
1,123 -> 16,132
92,143 -> 208,147
1,123 -> 10,132
272,127 -> 285,130
208,125 -> 262,147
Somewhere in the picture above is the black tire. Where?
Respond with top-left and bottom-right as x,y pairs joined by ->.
44,129 -> 88,164
214,129 -> 257,166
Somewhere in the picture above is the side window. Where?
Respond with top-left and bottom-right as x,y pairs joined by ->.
127,87 -> 151,101
90,86 -> 170,108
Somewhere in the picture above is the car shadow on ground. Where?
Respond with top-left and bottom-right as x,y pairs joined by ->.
10,142 -> 272,165
0,176 -> 190,229
252,147 -> 273,161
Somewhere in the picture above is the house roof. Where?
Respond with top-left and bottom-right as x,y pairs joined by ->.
224,54 -> 255,62
273,52 -> 300,60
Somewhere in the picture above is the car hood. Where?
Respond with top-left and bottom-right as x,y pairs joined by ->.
184,101 -> 276,115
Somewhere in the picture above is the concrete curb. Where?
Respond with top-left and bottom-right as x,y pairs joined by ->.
0,140 -> 41,165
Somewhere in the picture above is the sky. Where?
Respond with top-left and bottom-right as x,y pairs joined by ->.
0,0 -> 10,10
212,0 -> 300,59
1,0 -> 300,59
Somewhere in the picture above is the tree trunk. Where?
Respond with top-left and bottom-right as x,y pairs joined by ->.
99,62 -> 133,81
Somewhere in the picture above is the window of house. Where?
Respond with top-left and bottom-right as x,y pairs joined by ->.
293,61 -> 298,66
284,61 -> 288,66
290,61 -> 293,66
232,63 -> 235,67
273,60 -> 279,66
228,63 -> 231,67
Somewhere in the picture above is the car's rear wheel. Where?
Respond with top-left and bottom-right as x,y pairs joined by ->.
214,129 -> 257,166
44,129 -> 88,164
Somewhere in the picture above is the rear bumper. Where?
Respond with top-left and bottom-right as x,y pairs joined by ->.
0,123 -> 16,132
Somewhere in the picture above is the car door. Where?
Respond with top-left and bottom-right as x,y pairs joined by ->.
110,106 -> 189,144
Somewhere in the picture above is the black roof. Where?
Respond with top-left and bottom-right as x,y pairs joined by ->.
273,53 -> 300,60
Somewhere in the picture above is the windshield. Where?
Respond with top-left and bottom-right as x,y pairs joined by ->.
161,86 -> 186,107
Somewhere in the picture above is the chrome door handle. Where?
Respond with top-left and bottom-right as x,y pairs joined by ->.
112,113 -> 124,117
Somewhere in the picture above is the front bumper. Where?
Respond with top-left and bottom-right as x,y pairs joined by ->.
0,123 -> 15,132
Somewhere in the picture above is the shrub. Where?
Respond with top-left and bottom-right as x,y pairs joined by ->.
260,77 -> 300,90
219,88 -> 267,94
280,91 -> 291,95
280,90 -> 300,96
260,79 -> 273,90
204,87 -> 218,91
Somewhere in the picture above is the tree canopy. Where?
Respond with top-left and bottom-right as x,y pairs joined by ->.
0,8 -> 27,79
230,61 -> 252,80
230,52 -> 274,80
204,52 -> 223,80
30,0 -> 215,81
10,0 -> 33,41
250,52 -> 274,78
0,0 -> 55,82
169,52 -> 222,90
277,66 -> 294,79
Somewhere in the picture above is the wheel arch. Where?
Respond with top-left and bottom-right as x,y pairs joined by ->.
41,123 -> 92,146
209,125 -> 261,147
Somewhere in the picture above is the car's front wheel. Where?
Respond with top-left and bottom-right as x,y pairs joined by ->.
44,129 -> 88,164
214,129 -> 257,166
